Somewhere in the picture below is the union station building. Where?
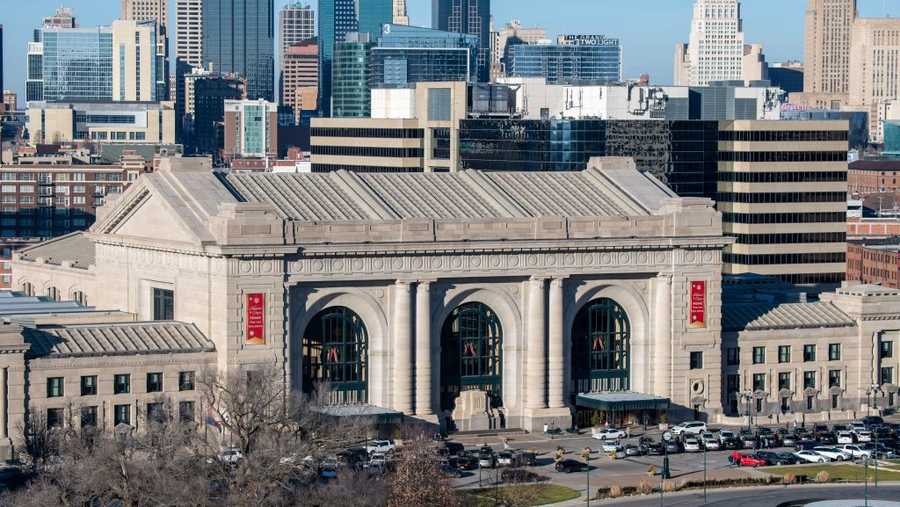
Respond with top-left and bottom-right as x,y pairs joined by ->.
0,157 -> 897,450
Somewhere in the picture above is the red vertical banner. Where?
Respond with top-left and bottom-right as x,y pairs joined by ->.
246,293 -> 266,345
689,281 -> 706,329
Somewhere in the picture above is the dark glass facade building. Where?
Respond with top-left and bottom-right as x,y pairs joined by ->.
371,25 -> 478,86
202,0 -> 275,102
449,119 -> 719,198
332,36 -> 375,118
191,77 -> 246,157
507,37 -> 622,84
432,0 -> 490,82
319,0 -> 390,116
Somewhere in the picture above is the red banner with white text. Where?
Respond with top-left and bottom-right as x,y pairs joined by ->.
246,293 -> 266,345
689,281 -> 706,329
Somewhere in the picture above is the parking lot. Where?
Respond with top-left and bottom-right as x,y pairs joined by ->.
444,417 -> 900,492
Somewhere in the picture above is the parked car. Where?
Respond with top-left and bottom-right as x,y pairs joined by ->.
863,416 -> 885,428
478,452 -> 497,469
445,442 -> 465,456
671,421 -> 707,436
684,438 -> 702,453
218,447 -> 243,465
665,440 -> 684,454
337,448 -> 369,468
366,440 -> 395,455
840,444 -> 874,459
849,422 -> 867,433
457,454 -> 479,471
625,444 -> 646,457
873,444 -> 898,459
794,450 -> 828,464
795,440 -> 819,451
739,431 -> 758,449
439,463 -> 462,478
813,446 -> 852,462
497,452 -> 515,467
719,430 -> 737,444
781,433 -> 798,447
555,459 -> 587,473
592,428 -> 627,441
856,430 -> 874,443
515,451 -> 538,466
368,453 -> 388,469
813,425 -> 830,438
646,440 -> 666,455
817,431 -> 838,445
837,431 -> 856,444
729,452 -> 767,467
755,451 -> 797,466
701,433 -> 721,450
723,437 -> 743,450
319,457 -> 339,479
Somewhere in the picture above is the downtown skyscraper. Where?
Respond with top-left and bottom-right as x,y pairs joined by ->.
279,3 -> 315,104
432,0 -> 491,82
804,0 -> 857,99
318,0 -> 391,116
675,0 -> 746,86
202,0 -> 275,101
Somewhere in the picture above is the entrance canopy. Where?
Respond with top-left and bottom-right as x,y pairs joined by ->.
576,392 -> 670,412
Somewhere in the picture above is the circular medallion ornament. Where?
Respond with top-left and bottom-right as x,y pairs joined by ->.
313,260 -> 324,272
471,257 -> 482,268
655,252 -> 666,264
691,381 -> 705,395
392,258 -> 404,270
527,254 -> 538,266
564,254 -> 576,266
684,251 -> 696,263
332,260 -> 344,272
353,259 -> 365,271
239,261 -> 252,274
451,257 -> 463,269
600,253 -> 612,265
373,258 -> 384,270
509,256 -> 520,267
491,256 -> 502,268
545,254 -> 557,266
638,252 -> 648,264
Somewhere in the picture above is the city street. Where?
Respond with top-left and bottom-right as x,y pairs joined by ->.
585,484 -> 900,506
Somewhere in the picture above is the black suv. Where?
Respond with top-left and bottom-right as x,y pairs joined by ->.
555,459 -> 588,473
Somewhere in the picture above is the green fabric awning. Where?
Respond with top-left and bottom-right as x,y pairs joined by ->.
576,392 -> 670,411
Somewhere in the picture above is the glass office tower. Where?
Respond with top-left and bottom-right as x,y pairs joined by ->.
431,0 -> 490,82
507,36 -> 623,84
202,0 -> 275,101
319,0 -> 390,116
42,27 -> 114,102
371,24 -> 478,86
332,35 -> 375,118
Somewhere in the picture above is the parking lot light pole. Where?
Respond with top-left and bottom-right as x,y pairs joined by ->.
864,456 -> 870,507
582,447 -> 592,507
703,443 -> 708,505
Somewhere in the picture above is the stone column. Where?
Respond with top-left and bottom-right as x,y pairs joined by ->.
548,278 -> 565,409
526,277 -> 547,409
653,274 -> 672,398
415,281 -> 433,415
393,281 -> 414,414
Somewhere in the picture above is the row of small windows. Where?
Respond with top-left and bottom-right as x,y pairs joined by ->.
774,273 -> 846,285
717,171 -> 847,183
717,192 -> 848,204
310,127 -> 423,139
0,172 -> 123,182
310,146 -> 424,158
722,212 -> 847,224
719,130 -> 848,142
723,252 -> 846,265
727,344 -> 844,367
47,400 -> 196,429
719,151 -> 848,163
730,232 -> 847,245
46,371 -> 194,398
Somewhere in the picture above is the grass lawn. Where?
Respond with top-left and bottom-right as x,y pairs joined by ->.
765,464 -> 900,482
465,484 -> 580,506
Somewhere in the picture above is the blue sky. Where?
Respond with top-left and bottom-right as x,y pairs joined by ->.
2,0 -> 899,102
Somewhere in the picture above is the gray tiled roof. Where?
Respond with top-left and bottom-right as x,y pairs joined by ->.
723,302 -> 855,332
16,232 -> 95,269
223,162 -> 677,222
0,291 -> 94,315
25,321 -> 215,358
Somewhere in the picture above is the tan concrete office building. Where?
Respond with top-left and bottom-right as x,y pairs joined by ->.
717,120 -> 849,285
803,0 -> 856,99
175,0 -> 203,69
281,41 -> 318,113
112,20 -> 160,103
121,0 -> 168,28
27,102 -> 176,146
849,17 -> 900,142
311,82 -> 467,173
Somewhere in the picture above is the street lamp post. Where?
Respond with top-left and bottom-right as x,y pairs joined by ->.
703,441 -> 708,505
582,447 -> 592,507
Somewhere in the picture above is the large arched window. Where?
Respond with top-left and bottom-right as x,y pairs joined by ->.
571,298 -> 630,395
302,306 -> 368,404
440,302 -> 503,412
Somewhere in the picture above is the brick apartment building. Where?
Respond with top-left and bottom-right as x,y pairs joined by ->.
0,163 -> 144,289
847,238 -> 900,288
848,160 -> 900,195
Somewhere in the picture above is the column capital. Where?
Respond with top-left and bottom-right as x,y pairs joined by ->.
529,275 -> 549,283
549,277 -> 568,287
416,279 -> 437,286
